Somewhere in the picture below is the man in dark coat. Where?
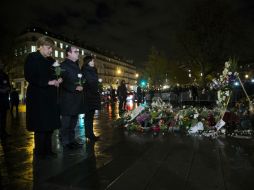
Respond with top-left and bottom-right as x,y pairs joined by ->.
137,85 -> 143,106
10,87 -> 20,116
117,80 -> 127,113
24,36 -> 62,158
82,55 -> 101,142
59,46 -> 84,149
0,61 -> 11,139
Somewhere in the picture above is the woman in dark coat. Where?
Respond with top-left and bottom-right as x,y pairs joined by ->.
24,36 -> 62,158
82,55 -> 101,141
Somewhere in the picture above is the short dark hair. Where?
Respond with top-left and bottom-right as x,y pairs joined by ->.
83,55 -> 94,66
121,80 -> 125,85
65,46 -> 72,56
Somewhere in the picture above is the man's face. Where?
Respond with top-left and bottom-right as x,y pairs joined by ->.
68,47 -> 79,62
40,45 -> 53,57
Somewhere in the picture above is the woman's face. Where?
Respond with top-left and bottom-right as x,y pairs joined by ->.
88,59 -> 95,67
39,45 -> 53,57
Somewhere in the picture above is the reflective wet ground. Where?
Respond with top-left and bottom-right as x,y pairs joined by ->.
1,102 -> 254,190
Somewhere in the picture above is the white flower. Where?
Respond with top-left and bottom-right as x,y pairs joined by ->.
52,61 -> 60,67
77,74 -> 82,78
222,68 -> 228,76
225,61 -> 230,68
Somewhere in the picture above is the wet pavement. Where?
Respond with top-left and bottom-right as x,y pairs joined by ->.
1,102 -> 254,190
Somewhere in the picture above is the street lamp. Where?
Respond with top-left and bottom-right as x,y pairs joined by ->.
117,69 -> 121,75
135,73 -> 139,78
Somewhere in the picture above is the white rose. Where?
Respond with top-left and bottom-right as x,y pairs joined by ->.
52,61 -> 60,67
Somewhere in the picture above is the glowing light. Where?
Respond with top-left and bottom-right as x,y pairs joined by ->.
135,73 -> 139,78
117,69 -> 122,74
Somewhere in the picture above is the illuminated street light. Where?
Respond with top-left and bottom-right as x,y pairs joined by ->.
245,74 -> 249,79
135,73 -> 139,78
117,69 -> 122,74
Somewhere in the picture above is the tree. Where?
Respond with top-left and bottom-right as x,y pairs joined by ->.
176,0 -> 247,85
144,47 -> 169,88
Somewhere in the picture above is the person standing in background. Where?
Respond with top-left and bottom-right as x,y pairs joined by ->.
10,87 -> 20,117
137,84 -> 143,106
24,36 -> 62,159
0,61 -> 11,139
117,80 -> 127,114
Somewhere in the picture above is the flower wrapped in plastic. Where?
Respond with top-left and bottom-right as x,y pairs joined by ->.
52,60 -> 64,79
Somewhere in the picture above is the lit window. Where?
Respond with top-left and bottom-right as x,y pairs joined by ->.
55,50 -> 59,57
60,52 -> 64,58
60,43 -> 63,49
31,45 -> 36,52
54,41 -> 57,46
81,50 -> 84,55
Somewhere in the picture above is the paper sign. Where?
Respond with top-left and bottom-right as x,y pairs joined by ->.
214,119 -> 225,131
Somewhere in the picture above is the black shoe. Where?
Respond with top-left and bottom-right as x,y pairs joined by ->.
87,135 -> 100,142
72,141 -> 84,147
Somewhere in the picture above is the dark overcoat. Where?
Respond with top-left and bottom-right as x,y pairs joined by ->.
81,65 -> 101,112
59,59 -> 84,115
24,51 -> 60,132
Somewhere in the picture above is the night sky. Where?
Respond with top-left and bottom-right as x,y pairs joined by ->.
1,0 -> 254,65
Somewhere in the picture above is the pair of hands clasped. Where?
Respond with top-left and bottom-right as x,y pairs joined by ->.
48,78 -> 83,91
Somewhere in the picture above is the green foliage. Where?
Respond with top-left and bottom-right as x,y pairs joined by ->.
144,47 -> 169,87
